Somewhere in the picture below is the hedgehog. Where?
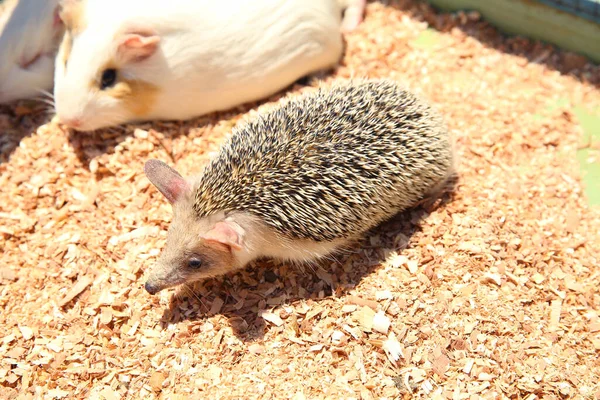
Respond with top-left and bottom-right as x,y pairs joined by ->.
143,79 -> 455,295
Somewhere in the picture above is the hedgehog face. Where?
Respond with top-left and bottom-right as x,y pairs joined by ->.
143,159 -> 245,295
144,204 -> 243,295
144,235 -> 235,295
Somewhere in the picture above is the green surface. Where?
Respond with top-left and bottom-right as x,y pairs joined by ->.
577,148 -> 600,206
532,97 -> 570,121
574,106 -> 600,144
410,28 -> 443,50
574,106 -> 600,206
425,0 -> 600,63
531,98 -> 600,207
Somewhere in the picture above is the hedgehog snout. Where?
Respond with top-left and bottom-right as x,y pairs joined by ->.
144,281 -> 161,295
143,262 -> 186,295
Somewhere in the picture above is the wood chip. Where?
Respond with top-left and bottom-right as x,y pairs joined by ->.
458,242 -> 482,254
548,299 -> 562,331
47,338 -> 63,352
57,276 -> 93,307
341,304 -> 357,313
375,290 -> 393,300
463,359 -> 475,375
532,273 -> 546,285
210,297 -> 224,314
259,310 -> 284,327
149,371 -> 166,392
331,330 -> 345,345
432,352 -> 450,377
100,307 -> 113,325
383,332 -> 404,362
248,343 -> 265,355
482,273 -> 502,286
354,306 -> 376,333
316,268 -> 333,286
309,344 -> 324,352
98,387 -> 120,400
387,253 -> 408,268
46,389 -> 70,399
0,268 -> 17,281
407,260 -> 419,274
347,295 -> 379,310
478,372 -> 495,381
372,311 -> 391,334
18,326 -> 34,340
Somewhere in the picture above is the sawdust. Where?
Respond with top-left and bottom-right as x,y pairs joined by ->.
1,1 -> 600,399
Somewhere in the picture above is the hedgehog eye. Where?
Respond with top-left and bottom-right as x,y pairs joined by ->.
188,256 -> 203,269
100,68 -> 117,90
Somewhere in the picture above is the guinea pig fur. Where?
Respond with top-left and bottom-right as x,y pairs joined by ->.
0,0 -> 64,104
53,0 -> 366,131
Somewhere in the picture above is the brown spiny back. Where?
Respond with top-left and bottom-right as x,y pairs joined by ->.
192,79 -> 454,242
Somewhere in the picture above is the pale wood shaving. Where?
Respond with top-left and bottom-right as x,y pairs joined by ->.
383,332 -> 404,362
17,326 -> 33,341
259,310 -> 284,327
372,311 -> 391,334
347,295 -> 379,310
56,275 -> 94,307
149,371 -> 166,392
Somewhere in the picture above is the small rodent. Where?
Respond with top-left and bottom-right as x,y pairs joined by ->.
143,79 -> 455,295
0,0 -> 64,104
52,0 -> 366,131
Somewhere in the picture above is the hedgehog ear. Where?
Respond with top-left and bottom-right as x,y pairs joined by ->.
202,221 -> 244,252
144,159 -> 190,204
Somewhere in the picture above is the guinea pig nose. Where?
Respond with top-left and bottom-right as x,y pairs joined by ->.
61,117 -> 82,129
144,281 -> 159,295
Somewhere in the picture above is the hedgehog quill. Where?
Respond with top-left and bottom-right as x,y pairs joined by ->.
143,79 -> 455,295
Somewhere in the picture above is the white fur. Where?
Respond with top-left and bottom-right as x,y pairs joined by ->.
223,212 -> 347,269
0,0 -> 63,103
53,0 -> 365,131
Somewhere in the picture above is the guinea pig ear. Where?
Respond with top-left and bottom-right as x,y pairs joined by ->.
53,6 -> 63,28
144,159 -> 190,204
117,29 -> 160,63
58,0 -> 84,32
202,221 -> 244,252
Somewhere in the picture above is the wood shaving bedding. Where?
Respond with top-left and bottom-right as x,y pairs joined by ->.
1,1 -> 599,398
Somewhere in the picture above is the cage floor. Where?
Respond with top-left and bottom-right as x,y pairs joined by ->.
1,1 -> 600,399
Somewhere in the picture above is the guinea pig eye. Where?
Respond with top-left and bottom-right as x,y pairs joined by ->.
188,256 -> 203,269
100,69 -> 117,89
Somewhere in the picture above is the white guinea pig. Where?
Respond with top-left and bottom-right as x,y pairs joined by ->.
53,0 -> 366,131
0,0 -> 64,104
